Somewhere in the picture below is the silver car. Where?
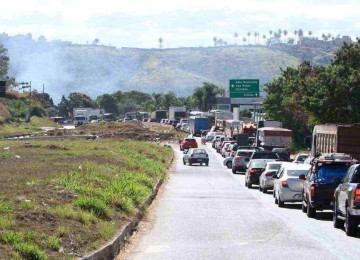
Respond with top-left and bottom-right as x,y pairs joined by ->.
273,163 -> 311,207
293,153 -> 309,164
259,162 -> 282,193
183,148 -> 209,166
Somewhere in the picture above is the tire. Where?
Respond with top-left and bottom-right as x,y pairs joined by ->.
263,188 -> 267,194
189,160 -> 192,166
247,182 -> 252,189
183,159 -> 186,165
345,207 -> 358,236
306,199 -> 316,218
333,201 -> 344,229
259,185 -> 262,192
206,162 -> 209,166
245,181 -> 247,187
301,201 -> 307,213
275,197 -> 278,204
226,161 -> 232,168
232,169 -> 237,174
180,147 -> 183,151
278,196 -> 285,208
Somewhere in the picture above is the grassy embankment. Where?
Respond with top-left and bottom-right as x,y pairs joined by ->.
0,137 -> 173,259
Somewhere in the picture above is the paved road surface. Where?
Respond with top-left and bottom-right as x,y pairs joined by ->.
124,141 -> 360,260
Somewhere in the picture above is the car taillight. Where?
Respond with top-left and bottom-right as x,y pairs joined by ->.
354,188 -> 360,203
310,185 -> 316,199
281,180 -> 288,187
249,169 -> 257,174
234,156 -> 242,161
265,172 -> 273,177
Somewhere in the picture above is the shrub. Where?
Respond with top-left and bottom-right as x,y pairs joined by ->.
75,197 -> 111,218
13,243 -> 47,260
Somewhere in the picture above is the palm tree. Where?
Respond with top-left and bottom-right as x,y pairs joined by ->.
213,36 -> 217,47
247,32 -> 251,44
283,30 -> 288,43
294,30 -> 298,43
234,32 -> 238,45
321,33 -> 327,41
262,34 -> 267,45
158,37 -> 163,49
327,33 -> 332,41
298,29 -> 304,46
218,39 -> 223,46
242,37 -> 247,45
308,31 -> 313,37
269,30 -> 273,37
162,91 -> 176,110
152,93 -> 163,110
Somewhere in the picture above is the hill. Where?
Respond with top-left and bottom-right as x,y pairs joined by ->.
0,34 -> 337,101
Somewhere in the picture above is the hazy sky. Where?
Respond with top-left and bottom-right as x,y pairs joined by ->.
0,0 -> 359,48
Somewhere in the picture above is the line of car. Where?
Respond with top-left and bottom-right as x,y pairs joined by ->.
215,142 -> 360,237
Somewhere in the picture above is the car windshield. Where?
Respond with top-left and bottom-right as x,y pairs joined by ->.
296,155 -> 308,161
252,153 -> 278,159
193,149 -> 206,154
268,163 -> 281,170
237,151 -> 253,157
317,164 -> 349,179
251,161 -> 267,168
185,139 -> 196,142
287,169 -> 308,177
75,117 -> 86,120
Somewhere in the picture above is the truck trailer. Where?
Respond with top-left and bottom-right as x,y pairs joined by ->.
188,116 -> 210,136
310,124 -> 360,160
169,106 -> 186,120
257,127 -> 292,149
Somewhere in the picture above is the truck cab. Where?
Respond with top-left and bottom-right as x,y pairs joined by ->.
300,153 -> 356,218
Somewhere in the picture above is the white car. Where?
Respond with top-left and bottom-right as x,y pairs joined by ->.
293,153 -> 309,164
273,163 -> 311,207
183,148 -> 209,166
259,162 -> 282,193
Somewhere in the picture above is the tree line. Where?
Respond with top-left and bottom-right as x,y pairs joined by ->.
263,39 -> 360,146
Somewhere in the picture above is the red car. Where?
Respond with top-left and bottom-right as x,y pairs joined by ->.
180,138 -> 198,151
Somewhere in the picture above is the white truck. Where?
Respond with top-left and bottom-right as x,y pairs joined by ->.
169,106 -> 186,120
73,108 -> 105,125
257,127 -> 292,149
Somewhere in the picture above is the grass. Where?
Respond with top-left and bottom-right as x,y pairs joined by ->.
0,138 -> 173,258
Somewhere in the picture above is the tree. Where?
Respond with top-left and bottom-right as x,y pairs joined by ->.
152,93 -> 164,110
283,30 -> 288,43
247,32 -> 251,44
294,30 -> 298,43
96,94 -> 118,115
162,91 -> 177,109
213,36 -> 217,47
192,82 -> 223,111
242,37 -> 247,45
262,35 -> 267,45
159,37 -> 163,49
308,31 -> 313,37
93,38 -> 100,45
0,44 -> 10,79
57,95 -> 70,117
67,92 -> 95,115
269,30 -> 273,37
234,32 -> 238,45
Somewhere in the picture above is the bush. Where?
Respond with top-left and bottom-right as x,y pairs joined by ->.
74,197 -> 111,218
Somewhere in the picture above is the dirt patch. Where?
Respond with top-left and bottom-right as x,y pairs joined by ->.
16,210 -> 57,223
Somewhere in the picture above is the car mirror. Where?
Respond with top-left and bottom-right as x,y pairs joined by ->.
272,174 -> 278,179
299,174 -> 306,180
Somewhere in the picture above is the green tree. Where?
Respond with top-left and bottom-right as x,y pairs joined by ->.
57,95 -> 70,117
162,91 -> 177,110
0,44 -> 9,79
96,94 -> 118,115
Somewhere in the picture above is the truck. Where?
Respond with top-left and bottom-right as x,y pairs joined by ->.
257,127 -> 292,149
73,108 -> 105,125
255,120 -> 282,145
300,153 -> 357,219
333,163 -> 360,236
169,106 -> 186,120
188,116 -> 210,136
150,110 -> 168,122
310,124 -> 360,161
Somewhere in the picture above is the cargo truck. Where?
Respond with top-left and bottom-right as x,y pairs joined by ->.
169,106 -> 187,120
150,110 -> 168,122
188,117 -> 210,136
309,124 -> 360,161
257,127 -> 292,149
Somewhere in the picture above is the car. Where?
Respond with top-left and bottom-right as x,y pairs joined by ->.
273,163 -> 311,207
221,142 -> 236,157
183,148 -> 209,166
223,156 -> 233,168
301,153 -> 356,218
122,118 -> 132,123
333,163 -> 360,236
293,153 -> 309,164
180,138 -> 198,151
245,159 -> 276,188
160,119 -> 167,124
249,151 -> 280,160
259,162 -> 282,193
224,144 -> 235,158
216,138 -> 232,153
272,148 -> 291,161
232,150 -> 254,174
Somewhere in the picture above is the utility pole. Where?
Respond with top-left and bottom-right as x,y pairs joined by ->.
19,81 -> 32,122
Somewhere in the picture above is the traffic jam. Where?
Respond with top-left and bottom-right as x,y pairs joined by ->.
175,112 -> 360,237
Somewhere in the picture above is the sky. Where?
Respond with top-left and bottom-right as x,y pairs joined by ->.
0,0 -> 359,48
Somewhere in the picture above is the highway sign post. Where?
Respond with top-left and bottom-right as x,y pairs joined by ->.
0,81 -> 6,97
229,79 -> 259,98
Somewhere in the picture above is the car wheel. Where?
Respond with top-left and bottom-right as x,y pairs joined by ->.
258,185 -> 262,192
247,182 -> 252,189
345,207 -> 358,236
301,201 -> 307,213
306,198 -> 316,218
183,159 -> 186,165
275,196 -> 278,204
278,196 -> 284,208
189,160 -> 192,166
245,181 -> 248,187
333,201 -> 344,229
232,169 -> 237,174
262,188 -> 267,194
206,162 -> 209,166
226,161 -> 232,168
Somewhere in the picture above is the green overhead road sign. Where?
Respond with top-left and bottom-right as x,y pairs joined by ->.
229,79 -> 259,98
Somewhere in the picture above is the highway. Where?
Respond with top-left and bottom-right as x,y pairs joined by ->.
122,140 -> 360,260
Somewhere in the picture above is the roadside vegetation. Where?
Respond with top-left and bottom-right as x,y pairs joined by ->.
0,139 -> 173,259
264,39 -> 360,146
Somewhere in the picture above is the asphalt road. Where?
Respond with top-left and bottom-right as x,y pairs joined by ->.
124,140 -> 360,260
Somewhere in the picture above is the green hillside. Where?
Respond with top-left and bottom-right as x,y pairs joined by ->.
1,34 -> 336,100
